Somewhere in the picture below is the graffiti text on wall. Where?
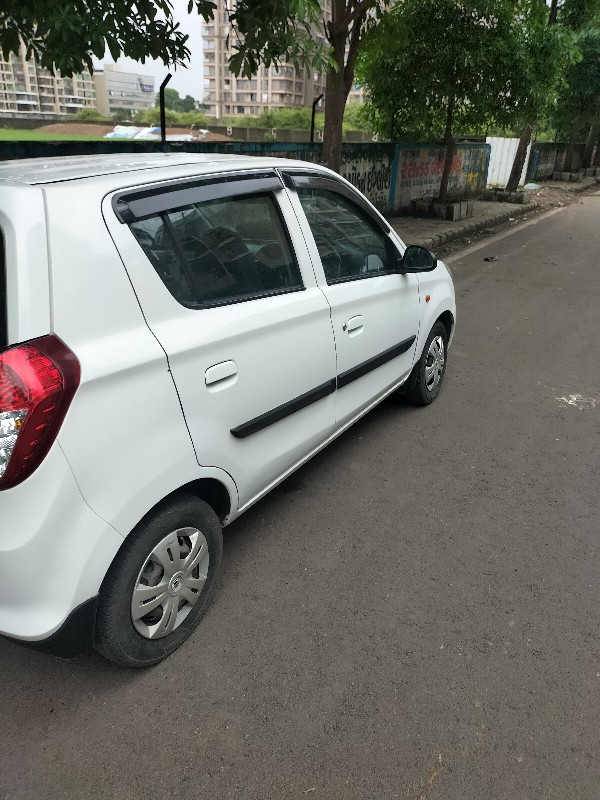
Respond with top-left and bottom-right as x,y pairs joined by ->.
394,146 -> 488,209
341,155 -> 391,212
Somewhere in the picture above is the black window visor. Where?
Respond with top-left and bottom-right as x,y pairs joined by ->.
113,171 -> 285,224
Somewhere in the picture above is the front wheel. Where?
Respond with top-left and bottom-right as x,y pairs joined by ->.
404,321 -> 448,405
95,493 -> 223,667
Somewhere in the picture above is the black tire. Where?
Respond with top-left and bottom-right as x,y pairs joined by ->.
404,321 -> 448,405
95,493 -> 223,668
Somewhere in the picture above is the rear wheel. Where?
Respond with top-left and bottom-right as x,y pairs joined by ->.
95,493 -> 223,667
404,321 -> 448,405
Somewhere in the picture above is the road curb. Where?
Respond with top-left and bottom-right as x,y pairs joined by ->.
567,176 -> 600,194
413,203 -> 538,251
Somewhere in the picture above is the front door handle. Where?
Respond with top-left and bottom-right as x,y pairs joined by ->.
205,360 -> 237,386
344,315 -> 364,333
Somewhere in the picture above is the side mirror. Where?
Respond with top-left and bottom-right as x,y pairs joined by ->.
398,245 -> 437,273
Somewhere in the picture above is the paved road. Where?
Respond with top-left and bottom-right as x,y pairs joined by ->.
1,197 -> 599,800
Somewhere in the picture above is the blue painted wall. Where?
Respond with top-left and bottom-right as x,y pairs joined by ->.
0,139 -> 490,215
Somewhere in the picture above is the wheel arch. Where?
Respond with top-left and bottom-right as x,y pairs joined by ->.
180,477 -> 232,523
100,477 -> 232,596
437,310 -> 455,343
123,477 -> 233,538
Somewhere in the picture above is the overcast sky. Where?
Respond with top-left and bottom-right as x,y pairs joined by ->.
93,0 -> 205,99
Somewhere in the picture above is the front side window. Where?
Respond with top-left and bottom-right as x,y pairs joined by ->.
297,188 -> 397,284
128,192 -> 302,307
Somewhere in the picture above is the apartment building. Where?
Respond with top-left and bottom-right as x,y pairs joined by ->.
93,65 -> 156,116
202,0 -> 329,118
0,44 -> 95,118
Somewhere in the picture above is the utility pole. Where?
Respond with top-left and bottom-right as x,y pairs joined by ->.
160,73 -> 172,144
310,94 -> 324,143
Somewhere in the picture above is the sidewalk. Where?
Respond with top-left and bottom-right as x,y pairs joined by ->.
386,175 -> 600,251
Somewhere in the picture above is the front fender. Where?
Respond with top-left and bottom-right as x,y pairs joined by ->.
415,260 -> 456,356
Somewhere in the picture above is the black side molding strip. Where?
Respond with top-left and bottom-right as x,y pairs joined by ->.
337,336 -> 416,389
230,335 -> 416,438
230,378 -> 336,438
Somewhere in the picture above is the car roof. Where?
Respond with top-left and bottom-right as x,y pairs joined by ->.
0,152 -> 320,186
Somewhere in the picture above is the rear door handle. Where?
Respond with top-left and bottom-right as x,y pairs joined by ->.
205,360 -> 237,386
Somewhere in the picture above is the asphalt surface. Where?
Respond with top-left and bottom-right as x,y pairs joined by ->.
1,197 -> 599,800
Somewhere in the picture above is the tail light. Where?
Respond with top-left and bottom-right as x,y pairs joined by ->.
0,335 -> 80,490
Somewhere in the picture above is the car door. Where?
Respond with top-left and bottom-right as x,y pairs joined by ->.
283,172 -> 421,425
106,171 -> 336,510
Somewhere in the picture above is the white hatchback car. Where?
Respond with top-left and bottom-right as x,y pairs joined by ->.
0,153 -> 455,666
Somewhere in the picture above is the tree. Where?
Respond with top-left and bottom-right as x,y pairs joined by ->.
155,88 -> 196,113
551,0 -> 600,27
133,107 -> 208,127
180,95 -> 196,113
553,28 -> 600,170
503,1 -> 577,190
321,2 -> 389,170
505,0 -> 599,190
0,0 -> 373,174
225,0 -> 327,79
358,0 -> 524,202
74,107 -> 111,122
0,0 -> 216,76
343,102 -> 370,132
225,2 -> 389,171
177,110 -> 209,126
134,107 -> 181,126
112,107 -> 136,124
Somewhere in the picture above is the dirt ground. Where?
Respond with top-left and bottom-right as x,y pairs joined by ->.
437,183 -> 584,259
34,122 -> 232,142
529,183 -> 583,208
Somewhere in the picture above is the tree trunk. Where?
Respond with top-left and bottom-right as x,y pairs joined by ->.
438,96 -> 455,203
504,1 -> 555,192
581,121 -> 599,168
322,65 -> 348,172
505,120 -> 533,192
321,0 -> 367,173
564,114 -> 584,172
593,132 -> 600,167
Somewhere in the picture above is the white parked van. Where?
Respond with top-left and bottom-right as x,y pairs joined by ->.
0,154 -> 455,666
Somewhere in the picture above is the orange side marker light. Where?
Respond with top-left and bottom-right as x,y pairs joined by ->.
425,294 -> 431,302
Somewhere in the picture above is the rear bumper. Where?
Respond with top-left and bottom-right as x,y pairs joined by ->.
3,596 -> 98,658
0,443 -> 124,644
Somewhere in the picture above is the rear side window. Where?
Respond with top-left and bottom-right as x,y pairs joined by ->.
0,229 -> 6,349
128,192 -> 303,307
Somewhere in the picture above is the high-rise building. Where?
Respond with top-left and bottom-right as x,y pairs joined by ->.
0,44 -> 95,118
93,65 -> 156,117
202,0 -> 328,118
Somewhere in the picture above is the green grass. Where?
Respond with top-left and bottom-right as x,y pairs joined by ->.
0,129 -> 108,142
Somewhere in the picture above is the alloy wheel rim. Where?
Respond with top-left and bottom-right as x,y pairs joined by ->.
425,335 -> 445,392
131,527 -> 209,640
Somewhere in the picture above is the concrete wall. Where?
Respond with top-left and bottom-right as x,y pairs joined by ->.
525,142 -> 588,181
206,125 -> 375,144
392,143 -> 490,210
553,144 -> 583,174
526,143 -> 559,181
0,139 -> 490,215
340,144 -> 395,212
0,115 -> 72,130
